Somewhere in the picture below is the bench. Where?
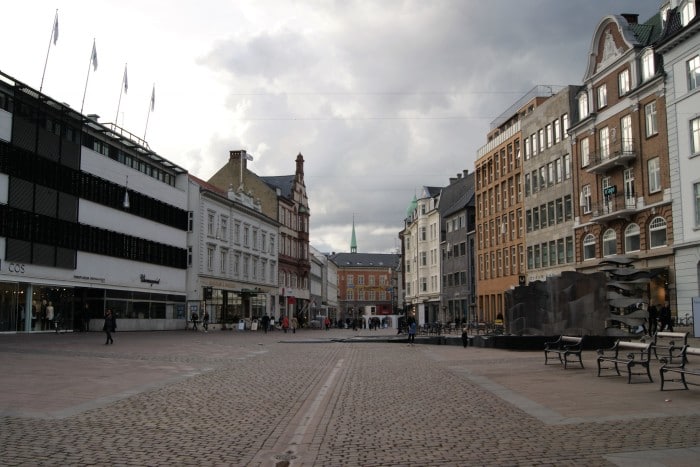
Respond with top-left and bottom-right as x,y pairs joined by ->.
596,340 -> 653,383
650,331 -> 689,363
544,335 -> 585,369
660,345 -> 700,391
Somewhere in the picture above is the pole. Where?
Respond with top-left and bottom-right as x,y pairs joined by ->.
115,63 -> 127,125
40,10 -> 58,92
80,39 -> 97,114
143,83 -> 154,140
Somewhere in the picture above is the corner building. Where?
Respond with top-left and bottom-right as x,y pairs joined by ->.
475,86 -> 553,324
0,70 -> 188,332
570,12 -> 674,309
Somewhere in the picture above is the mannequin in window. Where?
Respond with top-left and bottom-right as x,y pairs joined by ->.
46,301 -> 55,330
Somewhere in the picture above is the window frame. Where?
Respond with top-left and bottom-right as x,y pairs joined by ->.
583,234 -> 596,260
649,216 -> 668,248
624,223 -> 641,253
648,157 -> 661,193
602,228 -> 617,257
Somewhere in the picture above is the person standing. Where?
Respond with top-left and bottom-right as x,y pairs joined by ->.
282,315 -> 289,333
291,316 -> 298,334
461,327 -> 469,348
647,304 -> 659,336
659,302 -> 673,332
408,321 -> 416,345
103,308 -> 116,345
324,316 -> 331,331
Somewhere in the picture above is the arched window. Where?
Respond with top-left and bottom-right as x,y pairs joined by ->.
649,216 -> 667,248
583,234 -> 596,260
603,229 -> 617,256
625,223 -> 640,253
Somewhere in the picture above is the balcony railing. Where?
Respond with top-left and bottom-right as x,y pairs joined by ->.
585,138 -> 637,174
588,192 -> 638,222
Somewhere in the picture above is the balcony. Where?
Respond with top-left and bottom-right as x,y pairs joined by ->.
585,139 -> 637,174
589,193 -> 638,222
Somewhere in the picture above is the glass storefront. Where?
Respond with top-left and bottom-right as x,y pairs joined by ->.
0,281 -> 186,332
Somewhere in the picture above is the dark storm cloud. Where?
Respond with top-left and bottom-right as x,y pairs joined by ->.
199,0 -> 661,253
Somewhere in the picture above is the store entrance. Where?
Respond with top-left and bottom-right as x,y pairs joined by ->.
0,282 -> 20,332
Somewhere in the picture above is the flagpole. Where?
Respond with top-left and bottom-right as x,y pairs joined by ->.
115,63 -> 127,125
80,39 -> 97,114
143,83 -> 154,140
40,9 -> 58,92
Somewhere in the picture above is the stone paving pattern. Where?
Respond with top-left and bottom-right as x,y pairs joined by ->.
1,328 -> 700,466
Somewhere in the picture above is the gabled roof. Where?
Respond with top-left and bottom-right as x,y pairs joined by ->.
329,252 -> 400,269
631,12 -> 663,46
189,174 -> 227,196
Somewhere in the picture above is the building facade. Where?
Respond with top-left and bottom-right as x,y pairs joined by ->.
570,12 -> 674,309
207,151 -> 311,324
440,170 -> 476,324
475,86 -> 554,324
657,0 -> 700,321
522,86 -> 577,283
0,69 -> 189,332
186,175 -> 279,329
331,252 -> 401,328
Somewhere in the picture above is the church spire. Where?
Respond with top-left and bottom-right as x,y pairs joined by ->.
350,215 -> 357,253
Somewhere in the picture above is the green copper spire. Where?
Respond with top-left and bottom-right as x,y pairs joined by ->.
351,216 -> 357,253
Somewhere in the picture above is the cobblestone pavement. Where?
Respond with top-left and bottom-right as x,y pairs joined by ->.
1,329 -> 700,466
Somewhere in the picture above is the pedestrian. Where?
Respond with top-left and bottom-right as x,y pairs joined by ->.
291,316 -> 298,333
659,302 -> 673,332
191,311 -> 199,331
408,321 -> 416,345
324,316 -> 331,330
202,310 -> 209,332
647,304 -> 658,336
103,308 -> 116,345
261,314 -> 270,334
282,315 -> 289,333
461,327 -> 469,348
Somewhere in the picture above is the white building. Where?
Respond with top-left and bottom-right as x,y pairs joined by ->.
657,0 -> 700,321
187,175 -> 279,329
0,69 -> 189,332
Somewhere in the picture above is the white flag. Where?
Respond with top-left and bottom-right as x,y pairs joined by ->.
150,84 -> 155,111
123,64 -> 128,94
52,12 -> 59,45
91,41 -> 98,71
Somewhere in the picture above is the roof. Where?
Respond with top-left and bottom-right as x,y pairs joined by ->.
329,252 -> 400,269
630,12 -> 663,46
189,174 -> 227,196
261,175 -> 295,198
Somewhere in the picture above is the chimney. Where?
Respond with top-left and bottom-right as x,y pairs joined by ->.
463,169 -> 469,177
621,13 -> 638,25
87,114 -> 100,122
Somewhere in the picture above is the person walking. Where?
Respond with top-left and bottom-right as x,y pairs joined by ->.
659,302 -> 673,332
461,327 -> 469,348
191,311 -> 199,331
408,321 -> 416,345
291,316 -> 298,334
103,308 -> 116,345
261,314 -> 270,334
202,310 -> 209,332
282,315 -> 289,333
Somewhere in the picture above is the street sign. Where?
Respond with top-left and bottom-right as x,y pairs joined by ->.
603,185 -> 617,196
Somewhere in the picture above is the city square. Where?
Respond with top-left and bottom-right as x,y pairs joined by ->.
2,328 -> 700,466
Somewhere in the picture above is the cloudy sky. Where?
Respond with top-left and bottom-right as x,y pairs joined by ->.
3,0 -> 662,254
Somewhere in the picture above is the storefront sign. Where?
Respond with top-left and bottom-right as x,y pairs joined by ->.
140,274 -> 160,284
1,260 -> 26,274
73,275 -> 106,283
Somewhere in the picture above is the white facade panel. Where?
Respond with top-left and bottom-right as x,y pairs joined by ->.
0,108 -> 11,142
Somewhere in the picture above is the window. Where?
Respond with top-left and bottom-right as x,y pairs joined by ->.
597,84 -> 607,109
547,162 -> 555,186
603,229 -> 617,256
531,133 -> 538,156
555,158 -> 562,183
564,195 -> 573,220
648,157 -> 661,193
578,93 -> 589,119
583,234 -> 596,260
546,124 -> 553,148
581,185 -> 592,214
649,216 -> 667,248
681,0 -> 696,26
688,55 -> 700,91
539,166 -> 546,190
619,69 -> 630,96
691,117 -> 700,155
625,224 -> 640,253
220,216 -> 228,240
556,198 -> 564,224
563,154 -> 571,179
554,119 -> 561,144
524,136 -> 531,160
562,114 -> 569,137
524,173 -> 531,197
566,236 -> 574,263
599,127 -> 610,159
533,207 -> 539,231
207,245 -> 215,271
642,49 -> 655,81
207,211 -> 215,236
220,249 -> 228,273
547,201 -> 555,226
580,138 -> 590,167
621,114 -> 633,154
645,101 -> 658,137
538,129 -> 545,152
695,183 -> 700,227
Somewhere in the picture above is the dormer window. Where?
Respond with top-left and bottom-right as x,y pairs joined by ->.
681,0 -> 696,26
642,49 -> 655,82
578,92 -> 589,119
